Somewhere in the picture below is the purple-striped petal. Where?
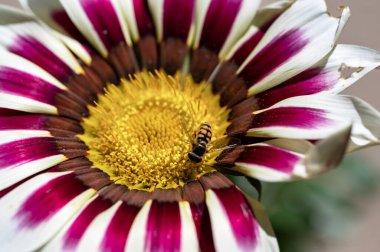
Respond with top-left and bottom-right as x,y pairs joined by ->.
0,66 -> 63,105
237,144 -> 303,175
234,126 -> 351,181
20,0 -> 93,64
64,196 -> 113,249
120,0 -> 155,42
194,0 -> 260,58
227,0 -> 293,65
237,0 -> 349,96
0,21 -> 83,81
148,0 -> 195,42
42,195 -> 113,251
145,200 -> 182,251
0,172 -> 95,251
124,199 -> 199,252
0,51 -> 68,114
253,44 -> 380,109
248,95 -> 380,148
0,136 -> 67,190
101,202 -> 140,252
206,186 -> 277,251
60,0 -> 131,57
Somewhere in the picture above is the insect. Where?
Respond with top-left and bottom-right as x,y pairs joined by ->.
188,122 -> 212,163
188,123 -> 240,163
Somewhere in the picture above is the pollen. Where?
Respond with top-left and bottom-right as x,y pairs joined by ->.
79,71 -> 230,191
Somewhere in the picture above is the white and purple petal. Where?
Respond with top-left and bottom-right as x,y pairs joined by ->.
0,136 -> 67,190
253,44 -> 380,108
41,195 -> 106,250
0,20 -> 83,81
206,186 -> 278,251
148,0 -> 195,43
74,201 -> 123,251
248,95 -> 380,149
20,0 -> 93,64
235,126 -> 351,181
119,0 -> 155,42
194,0 -> 260,58
237,0 -> 349,96
0,51 -> 68,115
59,0 -> 132,57
0,172 -> 95,251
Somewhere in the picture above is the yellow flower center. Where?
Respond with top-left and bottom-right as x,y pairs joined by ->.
80,71 -> 230,191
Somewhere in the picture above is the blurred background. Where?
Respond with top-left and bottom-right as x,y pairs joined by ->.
1,0 -> 379,251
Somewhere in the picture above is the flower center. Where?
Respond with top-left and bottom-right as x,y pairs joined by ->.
80,71 -> 230,191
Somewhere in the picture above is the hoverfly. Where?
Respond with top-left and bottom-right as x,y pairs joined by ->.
188,122 -> 240,163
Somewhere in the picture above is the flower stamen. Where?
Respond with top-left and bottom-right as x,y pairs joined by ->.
80,71 -> 230,191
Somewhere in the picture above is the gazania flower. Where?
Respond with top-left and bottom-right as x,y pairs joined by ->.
0,0 -> 380,251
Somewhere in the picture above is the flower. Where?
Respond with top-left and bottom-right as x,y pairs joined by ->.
0,0 -> 379,251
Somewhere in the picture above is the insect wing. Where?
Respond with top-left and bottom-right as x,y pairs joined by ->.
207,136 -> 241,152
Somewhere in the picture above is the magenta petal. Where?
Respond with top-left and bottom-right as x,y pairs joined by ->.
239,29 -> 308,88
52,10 -> 88,44
194,205 -> 216,252
0,115 -> 46,130
15,173 -> 88,228
237,145 -> 300,174
0,137 -> 60,169
80,0 -> 125,50
163,0 -> 195,41
133,0 -> 155,37
0,67 -> 62,104
63,197 -> 113,249
9,36 -> 74,82
213,187 -> 258,249
230,31 -> 264,65
199,0 -> 242,53
102,203 -> 140,252
145,201 -> 181,251
251,107 -> 330,129
256,67 -> 339,108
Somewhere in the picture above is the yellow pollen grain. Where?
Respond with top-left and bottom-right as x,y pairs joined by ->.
79,71 -> 230,191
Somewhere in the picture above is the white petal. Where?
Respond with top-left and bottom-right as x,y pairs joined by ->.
20,0 -> 93,64
236,125 -> 351,182
76,201 -> 123,252
179,201 -> 200,252
0,172 -> 95,251
125,200 -> 152,252
238,0 -> 349,95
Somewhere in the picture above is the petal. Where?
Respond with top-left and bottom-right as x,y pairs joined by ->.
235,126 -> 350,181
0,136 -> 67,190
0,9 -> 84,81
178,201 -> 200,251
148,0 -> 195,43
119,0 -> 155,42
194,0 -> 260,58
226,0 -> 294,65
0,51 -> 69,114
253,44 -> 380,108
59,0 -> 132,57
0,172 -> 95,251
237,0 -> 350,95
42,195 -> 113,251
74,201 -> 123,251
20,0 -> 93,64
0,115 -> 83,138
101,201 -> 140,252
206,186 -> 278,251
144,200 -> 182,251
125,200 -> 152,252
248,95 -> 380,149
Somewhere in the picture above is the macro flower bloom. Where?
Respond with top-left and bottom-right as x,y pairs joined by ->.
0,0 -> 380,251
